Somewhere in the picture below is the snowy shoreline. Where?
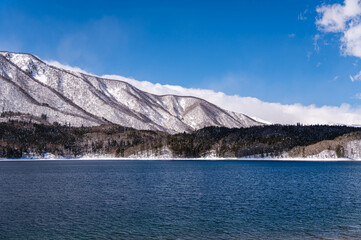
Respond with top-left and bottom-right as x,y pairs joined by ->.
0,156 -> 359,162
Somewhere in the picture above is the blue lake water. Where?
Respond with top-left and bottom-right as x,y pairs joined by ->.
0,160 -> 361,239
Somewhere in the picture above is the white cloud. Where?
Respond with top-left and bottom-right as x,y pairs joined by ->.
45,60 -> 91,74
316,0 -> 361,58
350,70 -> 361,81
333,75 -> 340,81
46,60 -> 361,126
341,22 -> 361,57
313,34 -> 321,52
298,9 -> 309,21
316,0 -> 361,32
288,33 -> 296,38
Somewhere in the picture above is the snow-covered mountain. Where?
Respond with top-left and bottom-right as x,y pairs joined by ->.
0,51 -> 263,133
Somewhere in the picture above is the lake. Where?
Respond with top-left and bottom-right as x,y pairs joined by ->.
0,160 -> 361,239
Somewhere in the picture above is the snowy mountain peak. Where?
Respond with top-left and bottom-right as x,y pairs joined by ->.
0,51 -> 263,133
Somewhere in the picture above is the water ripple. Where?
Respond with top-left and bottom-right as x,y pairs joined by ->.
0,160 -> 361,239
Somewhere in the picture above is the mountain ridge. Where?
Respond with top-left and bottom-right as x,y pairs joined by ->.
0,51 -> 263,133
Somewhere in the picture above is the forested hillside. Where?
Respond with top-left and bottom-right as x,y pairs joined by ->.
0,120 -> 359,159
167,125 -> 360,158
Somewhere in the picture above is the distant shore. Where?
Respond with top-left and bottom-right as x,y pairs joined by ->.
0,157 -> 359,162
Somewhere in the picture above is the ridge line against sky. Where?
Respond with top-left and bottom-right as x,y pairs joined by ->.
47,59 -> 361,126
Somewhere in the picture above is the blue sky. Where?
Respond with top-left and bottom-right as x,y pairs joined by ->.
0,0 -> 360,108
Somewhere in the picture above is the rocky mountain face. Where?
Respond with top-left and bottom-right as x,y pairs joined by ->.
0,51 -> 263,133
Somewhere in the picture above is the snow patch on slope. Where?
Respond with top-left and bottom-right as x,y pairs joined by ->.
307,150 -> 338,159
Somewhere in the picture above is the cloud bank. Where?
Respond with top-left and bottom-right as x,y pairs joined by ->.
101,74 -> 361,126
44,59 -> 361,126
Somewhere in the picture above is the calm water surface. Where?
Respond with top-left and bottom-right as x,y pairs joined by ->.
0,160 -> 361,239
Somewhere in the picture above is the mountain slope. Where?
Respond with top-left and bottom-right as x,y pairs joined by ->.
286,131 -> 361,159
0,51 -> 263,133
